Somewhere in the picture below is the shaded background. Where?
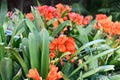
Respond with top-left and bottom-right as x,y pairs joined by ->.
0,0 -> 120,20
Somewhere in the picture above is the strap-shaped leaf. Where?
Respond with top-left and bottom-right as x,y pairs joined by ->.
82,65 -> 114,78
28,33 -> 40,70
21,38 -> 30,67
0,0 -> 7,25
35,8 -> 45,29
69,49 -> 114,78
40,28 -> 49,78
9,19 -> 25,47
12,69 -> 22,80
70,39 -> 106,60
47,18 -> 57,26
0,43 -> 5,61
25,19 -> 38,33
0,58 -> 13,80
51,20 -> 72,37
5,47 -> 28,75
0,26 -> 7,45
31,7 -> 40,31
76,26 -> 89,44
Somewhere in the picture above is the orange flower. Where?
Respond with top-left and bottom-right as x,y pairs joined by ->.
114,22 -> 120,35
63,16 -> 68,21
53,20 -> 58,27
46,65 -> 62,80
66,37 -> 74,44
49,36 -> 76,58
82,15 -> 93,25
52,38 -> 58,45
49,42 -> 56,50
66,42 -> 75,51
58,45 -> 66,52
58,18 -> 64,23
68,12 -> 84,25
37,5 -> 60,20
57,36 -> 68,45
56,3 -> 71,15
94,14 -> 120,35
27,68 -> 42,80
65,5 -> 71,12
26,13 -> 34,21
68,12 -> 76,22
75,15 -> 84,25
96,14 -> 107,21
49,52 -> 56,59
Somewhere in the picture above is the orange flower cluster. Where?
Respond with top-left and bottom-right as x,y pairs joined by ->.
56,3 -> 71,15
27,65 -> 62,80
27,68 -> 42,80
52,3 -> 71,27
46,64 -> 62,80
37,5 -> 60,20
68,12 -> 92,25
49,36 -> 75,59
94,14 -> 120,35
26,3 -> 92,27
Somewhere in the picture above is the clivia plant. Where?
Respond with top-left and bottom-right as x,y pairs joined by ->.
0,1 -> 120,80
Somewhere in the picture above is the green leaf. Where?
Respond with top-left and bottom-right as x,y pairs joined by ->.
9,19 -> 25,47
25,19 -> 38,33
21,38 -> 29,67
82,65 -> 114,78
60,52 -> 71,58
47,18 -> 57,26
31,7 -> 40,31
99,75 -> 110,80
76,26 -> 89,44
85,20 -> 95,34
51,20 -> 72,37
94,30 -> 104,40
62,62 -> 73,76
109,75 -> 120,80
32,8 -> 45,29
0,43 -> 5,61
5,47 -> 28,75
70,39 -> 106,60
12,69 -> 22,80
69,49 -> 114,78
61,73 -> 70,80
0,0 -> 7,25
0,58 -> 13,80
40,28 -> 49,78
16,27 -> 25,36
28,33 -> 40,70
0,26 -> 7,45
76,71 -> 83,80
